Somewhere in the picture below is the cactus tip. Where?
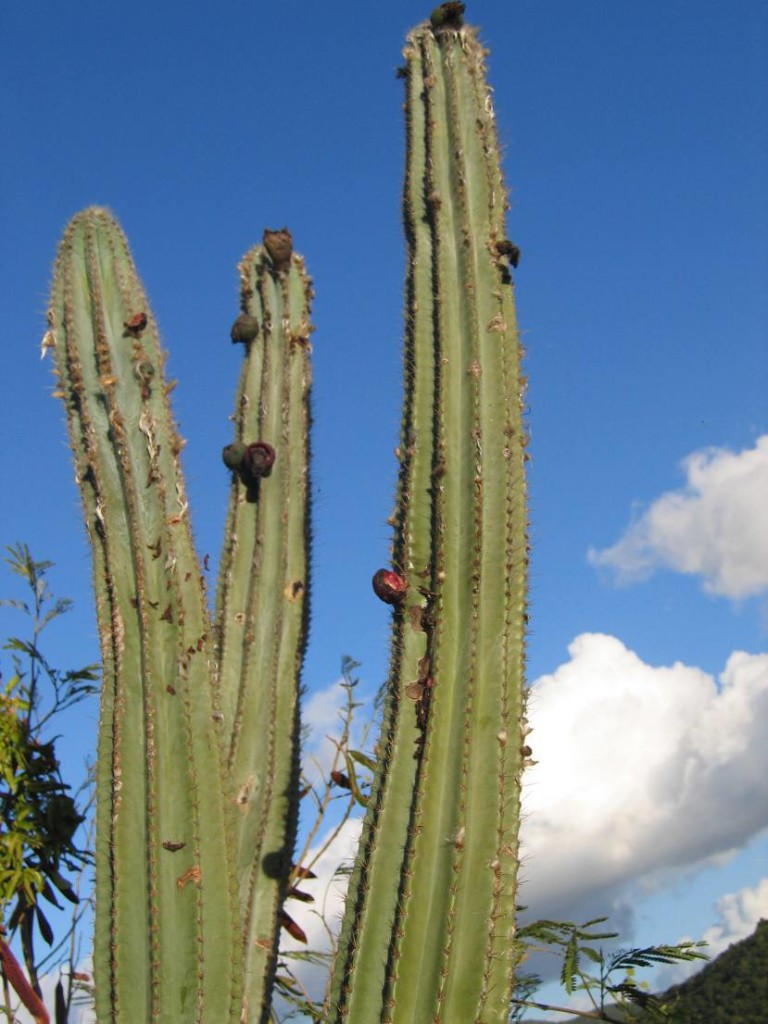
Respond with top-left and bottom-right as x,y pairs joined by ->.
263,227 -> 293,273
430,2 -> 465,30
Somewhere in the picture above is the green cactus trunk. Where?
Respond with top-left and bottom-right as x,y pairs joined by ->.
46,209 -> 313,1023
214,238 -> 313,1014
327,15 -> 529,1024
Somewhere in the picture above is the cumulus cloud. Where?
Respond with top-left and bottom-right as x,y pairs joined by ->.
277,817 -> 364,1012
301,673 -> 376,789
588,435 -> 768,599
520,634 -> 768,924
698,877 -> 768,957
655,877 -> 768,989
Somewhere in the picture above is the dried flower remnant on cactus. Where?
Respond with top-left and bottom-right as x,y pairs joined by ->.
230,313 -> 260,344
430,2 -> 465,30
372,569 -> 408,605
263,227 -> 293,273
496,239 -> 521,268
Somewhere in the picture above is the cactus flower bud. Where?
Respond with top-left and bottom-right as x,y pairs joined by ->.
230,313 -> 260,344
263,227 -> 293,273
243,441 -> 276,479
372,569 -> 408,605
330,770 -> 352,790
222,441 -> 247,471
123,312 -> 148,337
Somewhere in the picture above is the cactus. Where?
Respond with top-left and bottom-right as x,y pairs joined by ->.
42,5 -> 526,1023
46,209 -> 313,1022
326,10 -> 528,1023
214,236 -> 313,1014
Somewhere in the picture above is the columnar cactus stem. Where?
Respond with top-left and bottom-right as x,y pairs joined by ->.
328,13 -> 528,1023
214,238 -> 313,1016
47,208 -> 242,1022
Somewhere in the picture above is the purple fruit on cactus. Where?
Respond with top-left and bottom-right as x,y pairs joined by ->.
243,441 -> 276,478
372,569 -> 408,605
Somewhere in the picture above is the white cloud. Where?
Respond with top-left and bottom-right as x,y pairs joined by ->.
300,676 -> 376,790
277,817 -> 364,1012
520,634 -> 768,924
588,435 -> 768,599
698,877 -> 768,959
10,960 -> 94,1024
655,877 -> 768,989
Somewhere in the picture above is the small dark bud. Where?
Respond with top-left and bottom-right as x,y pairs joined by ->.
243,441 -> 276,478
292,864 -> 317,879
430,2 -> 465,30
288,887 -> 315,903
279,910 -> 307,944
230,313 -> 260,344
123,312 -> 148,337
496,240 -> 521,268
372,569 -> 408,605
263,227 -> 293,273
330,769 -> 352,789
222,441 -> 247,471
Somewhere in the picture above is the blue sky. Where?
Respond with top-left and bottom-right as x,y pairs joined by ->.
2,1 -> 767,1017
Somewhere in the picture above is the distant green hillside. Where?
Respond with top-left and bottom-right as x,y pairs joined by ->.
659,917 -> 768,1023
535,918 -> 768,1023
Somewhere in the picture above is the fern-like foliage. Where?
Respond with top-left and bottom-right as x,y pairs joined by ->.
514,914 -> 708,1022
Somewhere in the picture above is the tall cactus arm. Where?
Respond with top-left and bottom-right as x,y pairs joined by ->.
47,208 -> 241,1023
214,234 -> 313,1021
327,14 -> 529,1024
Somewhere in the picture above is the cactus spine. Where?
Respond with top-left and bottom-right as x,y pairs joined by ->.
327,13 -> 528,1024
46,209 -> 313,1023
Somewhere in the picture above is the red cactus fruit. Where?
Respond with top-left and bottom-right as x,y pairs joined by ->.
372,569 -> 408,605
243,441 -> 276,479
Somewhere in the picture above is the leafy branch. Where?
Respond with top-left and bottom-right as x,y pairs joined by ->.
513,916 -> 708,1022
0,545 -> 98,1022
